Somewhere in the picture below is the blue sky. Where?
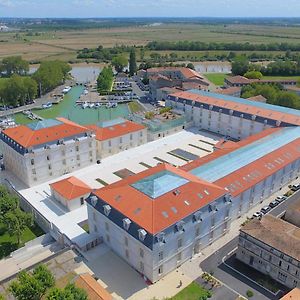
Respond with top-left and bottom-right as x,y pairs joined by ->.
0,0 -> 300,18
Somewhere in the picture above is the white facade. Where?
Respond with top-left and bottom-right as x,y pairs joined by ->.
96,129 -> 147,159
1,134 -> 97,187
87,194 -> 232,283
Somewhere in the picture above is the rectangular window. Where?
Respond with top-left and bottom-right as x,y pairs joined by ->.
94,224 -> 98,233
106,234 -> 110,243
140,248 -> 144,258
80,197 -> 84,205
77,155 -> 80,161
177,252 -> 182,262
140,261 -> 144,272
31,159 -> 34,165
130,134 -> 133,140
124,236 -> 128,247
47,155 -> 50,161
178,238 -> 183,249
125,249 -> 129,259
158,265 -> 163,275
108,140 -> 112,147
76,146 -> 79,152
120,137 -> 123,143
105,222 -> 109,231
195,227 -> 200,237
158,251 -> 163,261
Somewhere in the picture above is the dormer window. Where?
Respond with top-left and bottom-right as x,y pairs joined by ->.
103,205 -> 111,216
123,218 -> 131,231
138,229 -> 147,242
156,232 -> 166,244
193,211 -> 202,222
90,195 -> 98,207
176,221 -> 185,232
209,204 -> 218,212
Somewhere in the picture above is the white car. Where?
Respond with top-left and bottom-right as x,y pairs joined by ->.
253,211 -> 263,218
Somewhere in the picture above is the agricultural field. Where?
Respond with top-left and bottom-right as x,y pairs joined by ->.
1,23 -> 300,61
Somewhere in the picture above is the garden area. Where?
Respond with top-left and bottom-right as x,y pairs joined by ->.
169,282 -> 212,300
0,185 -> 44,259
204,73 -> 227,86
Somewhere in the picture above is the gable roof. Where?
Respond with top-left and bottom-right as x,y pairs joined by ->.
93,163 -> 226,234
86,119 -> 145,141
169,90 -> 300,126
75,274 -> 112,300
241,215 -> 300,261
50,176 -> 92,200
2,117 -> 89,148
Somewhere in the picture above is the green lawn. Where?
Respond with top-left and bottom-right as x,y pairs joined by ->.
0,221 -> 44,259
205,73 -> 227,86
170,282 -> 212,300
262,75 -> 300,81
128,101 -> 144,113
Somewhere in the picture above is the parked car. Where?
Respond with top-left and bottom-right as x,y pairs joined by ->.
261,206 -> 271,214
269,200 -> 280,208
252,211 -> 263,218
276,195 -> 287,202
291,183 -> 300,191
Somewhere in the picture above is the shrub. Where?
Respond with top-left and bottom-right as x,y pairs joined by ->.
246,290 -> 254,298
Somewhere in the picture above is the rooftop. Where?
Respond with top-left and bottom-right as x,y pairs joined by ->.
2,117 -> 89,148
280,288 -> 300,300
170,89 -> 300,125
86,119 -> 145,141
247,94 -> 267,103
50,176 -> 92,200
147,67 -> 206,81
93,163 -> 226,234
75,273 -> 112,300
241,215 -> 300,262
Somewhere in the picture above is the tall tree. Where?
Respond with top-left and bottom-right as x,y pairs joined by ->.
231,56 -> 249,76
46,284 -> 87,300
5,208 -> 33,246
9,265 -> 54,300
111,55 -> 127,73
0,56 -> 29,77
129,48 -> 137,76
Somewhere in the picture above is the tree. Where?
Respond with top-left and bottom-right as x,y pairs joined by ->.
231,56 -> 249,75
0,56 -> 29,77
186,63 -> 195,70
97,66 -> 114,92
111,55 -> 127,73
9,265 -> 54,300
244,71 -> 263,79
46,284 -> 87,300
129,48 -> 137,76
0,186 -> 18,220
297,78 -> 300,87
140,47 -> 145,61
5,208 -> 33,246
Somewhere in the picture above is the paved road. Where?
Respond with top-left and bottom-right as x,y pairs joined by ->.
200,189 -> 300,300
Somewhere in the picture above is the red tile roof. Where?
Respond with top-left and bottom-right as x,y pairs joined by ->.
217,87 -> 241,95
170,90 -> 300,126
280,288 -> 300,300
94,163 -> 226,234
50,176 -> 92,200
2,118 -> 89,148
225,76 -> 251,84
75,274 -> 112,300
247,95 -> 267,103
147,67 -> 205,80
87,120 -> 145,141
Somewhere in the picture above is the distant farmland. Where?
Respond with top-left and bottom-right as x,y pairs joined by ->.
1,23 -> 300,61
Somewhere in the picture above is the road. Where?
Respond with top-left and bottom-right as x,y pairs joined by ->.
200,189 -> 300,300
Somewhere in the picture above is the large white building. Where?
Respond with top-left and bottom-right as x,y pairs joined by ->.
0,118 -> 97,187
86,90 -> 300,283
86,118 -> 147,159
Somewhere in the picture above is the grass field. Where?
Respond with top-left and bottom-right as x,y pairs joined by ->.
262,75 -> 300,81
0,221 -> 44,259
204,73 -> 228,86
1,23 -> 300,61
170,282 -> 212,300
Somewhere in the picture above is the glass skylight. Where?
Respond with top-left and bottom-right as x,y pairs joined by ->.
131,170 -> 189,199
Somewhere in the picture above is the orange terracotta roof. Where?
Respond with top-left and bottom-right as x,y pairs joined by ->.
280,288 -> 300,300
217,87 -> 241,95
75,274 -> 112,300
2,118 -> 89,148
247,95 -> 267,102
147,67 -> 205,80
87,120 -> 145,141
94,163 -> 226,234
170,90 -> 300,126
225,76 -> 251,84
50,176 -> 92,200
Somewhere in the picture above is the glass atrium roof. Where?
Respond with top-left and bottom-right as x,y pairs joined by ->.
97,118 -> 126,128
131,170 -> 189,199
27,119 -> 62,130
188,90 -> 300,118
190,126 -> 300,182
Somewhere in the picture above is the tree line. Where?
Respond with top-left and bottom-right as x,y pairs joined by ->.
146,41 -> 300,52
241,83 -> 300,110
97,66 -> 114,92
0,57 -> 71,107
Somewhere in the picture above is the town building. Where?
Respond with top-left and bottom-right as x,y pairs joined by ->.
86,118 -> 147,159
224,75 -> 297,88
144,67 -> 209,100
284,197 -> 300,228
86,163 -> 232,283
0,118 -> 97,187
247,94 -> 267,103
50,176 -> 92,211
216,87 -> 241,97
166,89 -> 300,140
237,215 -> 300,289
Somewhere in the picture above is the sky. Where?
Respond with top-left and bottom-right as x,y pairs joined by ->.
0,0 -> 300,18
